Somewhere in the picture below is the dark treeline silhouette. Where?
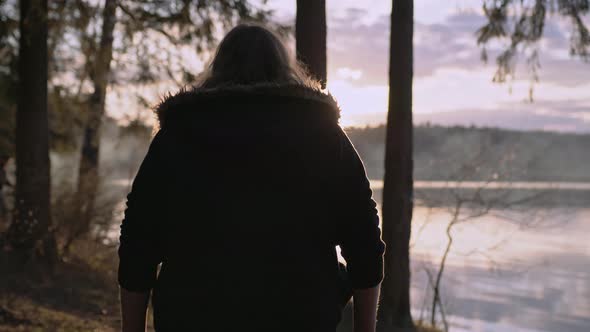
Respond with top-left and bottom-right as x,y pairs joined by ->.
347,124 -> 590,183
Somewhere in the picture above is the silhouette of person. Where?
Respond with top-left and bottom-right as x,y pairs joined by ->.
118,24 -> 385,332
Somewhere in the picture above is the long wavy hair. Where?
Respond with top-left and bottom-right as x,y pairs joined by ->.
195,23 -> 319,89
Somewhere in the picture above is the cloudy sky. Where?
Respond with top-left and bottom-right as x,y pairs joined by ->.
270,0 -> 590,132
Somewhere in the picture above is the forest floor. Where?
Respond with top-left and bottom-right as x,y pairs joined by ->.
0,241 -> 440,332
0,241 -> 122,332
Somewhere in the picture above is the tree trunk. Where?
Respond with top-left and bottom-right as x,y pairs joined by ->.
74,0 -> 117,241
0,158 -> 8,224
377,0 -> 415,331
295,0 -> 327,88
7,0 -> 56,264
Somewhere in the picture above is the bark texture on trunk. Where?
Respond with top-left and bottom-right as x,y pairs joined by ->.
377,0 -> 415,330
0,158 -> 8,223
75,0 -> 117,237
295,0 -> 327,88
8,0 -> 56,263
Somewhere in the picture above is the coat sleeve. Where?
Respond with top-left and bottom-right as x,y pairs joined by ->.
334,127 -> 386,289
118,129 -> 167,292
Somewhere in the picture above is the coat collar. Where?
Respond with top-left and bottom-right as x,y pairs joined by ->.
155,83 -> 341,128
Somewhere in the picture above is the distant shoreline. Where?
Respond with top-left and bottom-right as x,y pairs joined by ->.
370,180 -> 590,190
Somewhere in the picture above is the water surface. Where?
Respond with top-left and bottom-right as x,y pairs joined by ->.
110,179 -> 590,331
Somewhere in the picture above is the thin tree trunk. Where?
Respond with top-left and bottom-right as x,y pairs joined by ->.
425,268 -> 448,332
431,202 -> 460,331
431,226 -> 452,329
7,0 -> 56,264
74,0 -> 117,242
377,0 -> 415,330
295,0 -> 327,88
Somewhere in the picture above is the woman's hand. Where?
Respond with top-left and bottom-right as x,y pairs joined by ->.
120,287 -> 150,332
353,284 -> 381,332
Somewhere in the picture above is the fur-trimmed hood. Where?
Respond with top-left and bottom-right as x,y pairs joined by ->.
154,83 -> 341,129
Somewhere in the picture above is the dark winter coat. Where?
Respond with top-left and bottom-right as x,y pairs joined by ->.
117,83 -> 385,332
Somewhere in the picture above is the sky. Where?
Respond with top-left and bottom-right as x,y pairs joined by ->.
267,0 -> 590,131
105,0 -> 590,132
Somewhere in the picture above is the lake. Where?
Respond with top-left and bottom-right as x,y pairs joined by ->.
109,179 -> 590,332
406,206 -> 590,332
